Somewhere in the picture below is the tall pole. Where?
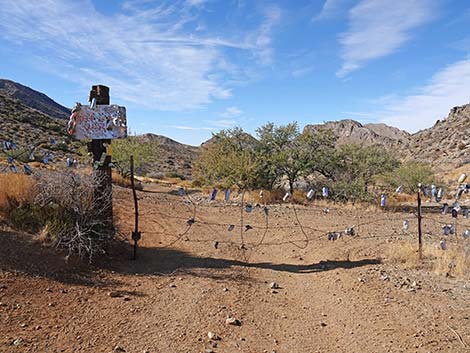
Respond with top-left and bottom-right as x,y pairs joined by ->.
130,155 -> 141,260
417,189 -> 423,260
89,85 -> 113,231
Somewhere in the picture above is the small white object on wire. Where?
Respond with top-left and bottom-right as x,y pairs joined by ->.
463,207 -> 469,219
283,192 -> 291,202
322,207 -> 329,214
322,187 -> 329,198
187,218 -> 196,226
403,220 -> 409,232
306,189 -> 314,200
225,189 -> 231,202
442,224 -> 454,236
436,188 -> 443,202
463,230 -> 470,239
345,227 -> 355,236
380,193 -> 386,208
90,98 -> 97,109
245,204 -> 253,213
327,232 -> 339,241
177,187 -> 185,196
458,173 -> 467,184
439,239 -> 447,250
227,224 -> 235,232
395,185 -> 404,194
442,203 -> 448,215
259,190 -> 264,199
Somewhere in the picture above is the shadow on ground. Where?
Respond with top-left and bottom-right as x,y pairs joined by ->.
109,243 -> 381,278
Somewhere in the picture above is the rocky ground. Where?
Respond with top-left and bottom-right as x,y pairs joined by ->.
1,184 -> 469,353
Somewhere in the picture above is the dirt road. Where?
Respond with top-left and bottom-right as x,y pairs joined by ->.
1,185 -> 469,352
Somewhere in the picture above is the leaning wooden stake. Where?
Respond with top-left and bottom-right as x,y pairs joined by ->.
130,156 -> 141,260
417,189 -> 423,260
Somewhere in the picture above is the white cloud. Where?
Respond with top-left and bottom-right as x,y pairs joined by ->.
0,0 -> 279,110
221,106 -> 243,118
337,0 -> 434,77
207,119 -> 236,128
312,0 -> 351,22
170,125 -> 215,131
374,58 -> 470,132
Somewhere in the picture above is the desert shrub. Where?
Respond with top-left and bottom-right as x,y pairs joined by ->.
380,161 -> 435,194
112,135 -> 158,177
0,171 -> 115,261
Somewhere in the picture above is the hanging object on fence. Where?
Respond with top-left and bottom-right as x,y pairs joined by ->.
436,188 -> 443,202
187,218 -> 196,226
455,187 -> 465,200
24,164 -> 32,175
213,241 -> 219,249
210,189 -> 217,201
322,187 -> 329,198
439,239 -> 447,250
283,192 -> 291,202
458,173 -> 467,184
68,102 -> 127,140
431,185 -> 437,198
345,227 -> 355,236
380,193 -> 386,208
442,203 -> 448,215
307,189 -> 314,200
9,165 -> 17,173
395,185 -> 404,194
245,204 -> 253,213
225,189 -> 231,202
452,208 -> 458,218
227,224 -> 235,232
244,225 -> 253,232
177,187 -> 185,196
7,156 -> 14,164
259,190 -> 264,199
328,232 -> 339,241
403,220 -> 409,232
442,224 -> 454,235
323,207 -> 330,214
463,207 -> 469,219
463,230 -> 470,239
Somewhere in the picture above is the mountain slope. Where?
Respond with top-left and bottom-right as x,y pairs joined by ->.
403,104 -> 470,172
304,119 -> 410,148
0,79 -> 70,120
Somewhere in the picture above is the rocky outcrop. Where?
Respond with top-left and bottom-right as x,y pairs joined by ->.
304,119 -> 410,148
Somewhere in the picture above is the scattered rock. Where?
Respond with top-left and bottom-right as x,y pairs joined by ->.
223,288 -> 228,292
114,345 -> 126,352
320,322 -> 327,327
208,332 -> 220,340
169,284 -> 177,288
123,297 -> 131,302
269,282 -> 279,289
12,338 -> 23,346
226,317 -> 241,326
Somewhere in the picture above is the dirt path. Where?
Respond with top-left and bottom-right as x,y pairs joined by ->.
1,185 -> 469,352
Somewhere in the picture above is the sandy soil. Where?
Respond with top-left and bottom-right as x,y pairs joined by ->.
1,184 -> 469,353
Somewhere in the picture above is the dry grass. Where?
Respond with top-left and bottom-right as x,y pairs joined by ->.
0,173 -> 35,212
387,239 -> 470,278
112,171 -> 132,188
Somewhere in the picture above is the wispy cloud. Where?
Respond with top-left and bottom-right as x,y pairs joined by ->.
312,0 -> 352,22
372,58 -> 470,132
0,0 -> 280,110
221,106 -> 243,118
169,125 -> 215,131
337,0 -> 435,77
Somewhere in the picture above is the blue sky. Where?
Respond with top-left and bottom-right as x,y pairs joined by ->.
0,0 -> 469,145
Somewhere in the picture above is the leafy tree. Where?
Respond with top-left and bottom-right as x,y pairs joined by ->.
193,127 -> 259,189
111,135 -> 157,177
380,161 -> 435,194
256,122 -> 336,194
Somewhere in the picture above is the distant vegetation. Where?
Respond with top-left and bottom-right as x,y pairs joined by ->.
194,123 -> 436,202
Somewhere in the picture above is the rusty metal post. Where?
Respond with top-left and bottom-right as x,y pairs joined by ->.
89,85 -> 113,230
417,190 -> 423,260
130,155 -> 141,260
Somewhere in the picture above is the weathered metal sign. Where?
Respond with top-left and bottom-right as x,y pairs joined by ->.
68,103 -> 127,140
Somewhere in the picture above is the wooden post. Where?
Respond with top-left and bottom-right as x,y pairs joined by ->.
130,156 -> 141,260
417,190 -> 423,260
89,85 -> 113,230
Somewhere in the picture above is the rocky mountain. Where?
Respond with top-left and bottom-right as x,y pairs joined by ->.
304,119 -> 411,148
403,104 -> 470,172
137,133 -> 199,179
0,79 -> 70,120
